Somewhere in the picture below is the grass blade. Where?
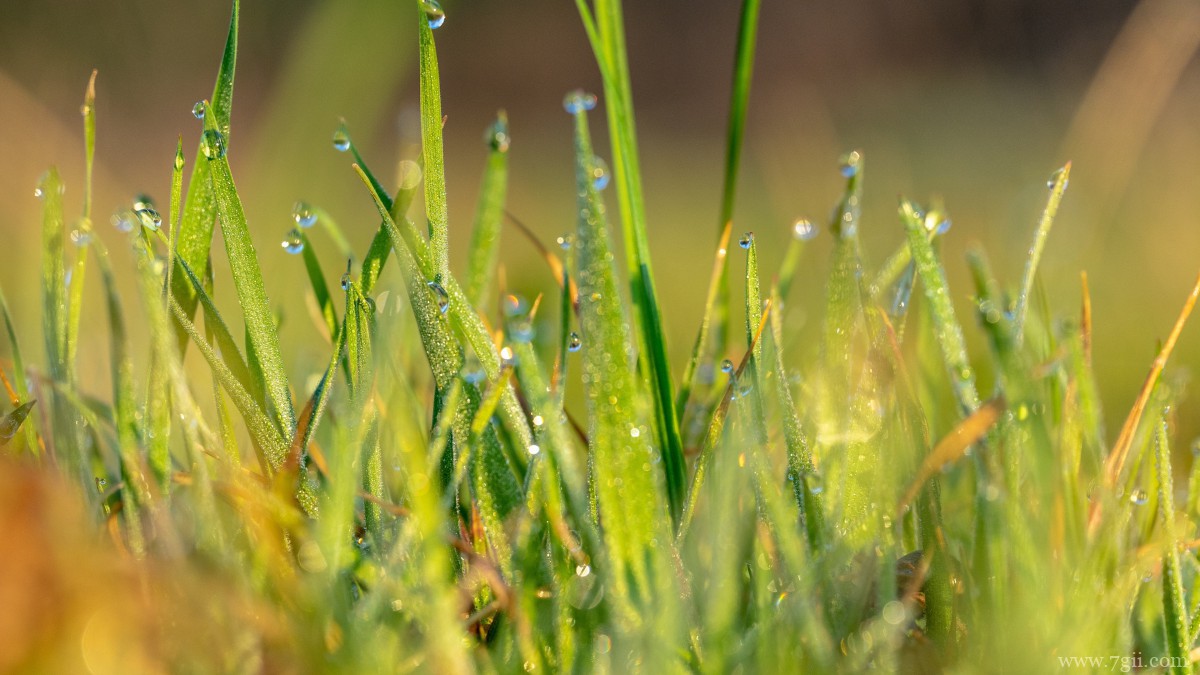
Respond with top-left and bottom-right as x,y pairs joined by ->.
464,112 -> 510,309
201,104 -> 295,436
1013,163 -> 1070,347
417,2 -> 450,282
171,0 -> 239,347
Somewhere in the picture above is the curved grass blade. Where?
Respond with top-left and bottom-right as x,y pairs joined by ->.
296,230 -> 336,338
201,104 -> 295,436
1013,162 -> 1070,347
172,0 -> 239,349
66,71 -> 98,378
0,287 -> 39,453
465,111 -> 510,309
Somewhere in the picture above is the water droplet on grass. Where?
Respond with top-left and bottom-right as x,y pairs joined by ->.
563,90 -> 598,114
192,101 -> 207,119
1047,167 -> 1068,190
201,129 -> 226,159
422,0 -> 445,29
591,156 -> 610,190
133,194 -> 155,212
282,229 -> 304,254
69,229 -> 92,246
720,359 -> 734,374
793,218 -> 817,241
527,444 -> 541,456
557,234 -> 573,250
135,207 -> 162,231
292,202 -> 317,228
567,332 -> 582,352
738,232 -> 754,249
486,116 -> 509,153
427,281 -> 450,314
1130,489 -> 1148,506
838,150 -> 862,178
332,128 -> 351,152
340,273 -> 352,291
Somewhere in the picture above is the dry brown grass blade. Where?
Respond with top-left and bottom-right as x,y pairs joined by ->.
896,397 -> 1006,516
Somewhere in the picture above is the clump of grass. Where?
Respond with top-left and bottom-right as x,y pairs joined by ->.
6,0 -> 1200,672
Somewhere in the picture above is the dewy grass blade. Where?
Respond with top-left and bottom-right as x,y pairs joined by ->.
417,1 -> 450,282
200,103 -> 295,436
900,199 -> 981,415
297,230 -> 336,338
570,104 -> 669,611
575,0 -> 686,527
1013,162 -> 1070,347
172,1 -> 238,346
39,168 -> 67,381
175,258 -> 257,402
465,111 -> 510,309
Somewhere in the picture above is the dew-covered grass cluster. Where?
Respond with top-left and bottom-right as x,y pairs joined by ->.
6,0 -> 1200,673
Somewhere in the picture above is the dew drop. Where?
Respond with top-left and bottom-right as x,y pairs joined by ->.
590,156 -> 610,190
422,0 -> 445,29
33,186 -> 44,199
1047,167 -> 1068,190
173,151 -> 185,172
575,564 -> 591,577
563,90 -> 598,115
69,229 -> 92,247
1130,489 -> 1148,506
427,281 -> 450,314
135,207 -> 163,231
935,218 -> 952,235
292,202 -> 318,228
838,150 -> 862,178
340,273 -> 352,291
282,229 -> 304,255
557,234 -> 573,250
567,331 -> 582,352
527,443 -> 541,456
738,232 -> 754,249
500,346 -> 517,367
332,128 -> 351,153
720,359 -> 734,374
201,129 -> 226,160
807,473 -> 825,495
192,101 -> 207,119
486,116 -> 510,153
792,218 -> 817,241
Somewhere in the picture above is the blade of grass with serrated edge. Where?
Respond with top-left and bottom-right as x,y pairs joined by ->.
1155,415 -> 1191,675
172,0 -> 238,348
1013,163 -> 1070,347
571,105 -> 671,619
575,0 -> 686,529
200,103 -> 295,436
417,3 -> 449,282
464,111 -> 510,309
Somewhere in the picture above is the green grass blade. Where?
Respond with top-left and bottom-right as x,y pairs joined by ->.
170,296 -> 288,473
1013,163 -> 1070,347
575,0 -> 687,528
295,230 -> 336,338
570,106 -> 669,614
709,0 -> 761,353
417,3 -> 450,282
464,111 -> 510,308
172,0 -> 239,347
201,104 -> 295,436
0,287 -> 39,453
175,258 -> 257,404
1156,415 -> 1191,674
39,169 -> 67,381
66,71 -> 98,378
900,199 -> 981,414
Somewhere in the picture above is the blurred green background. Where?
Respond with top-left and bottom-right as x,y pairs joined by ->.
2,0 -> 1200,445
